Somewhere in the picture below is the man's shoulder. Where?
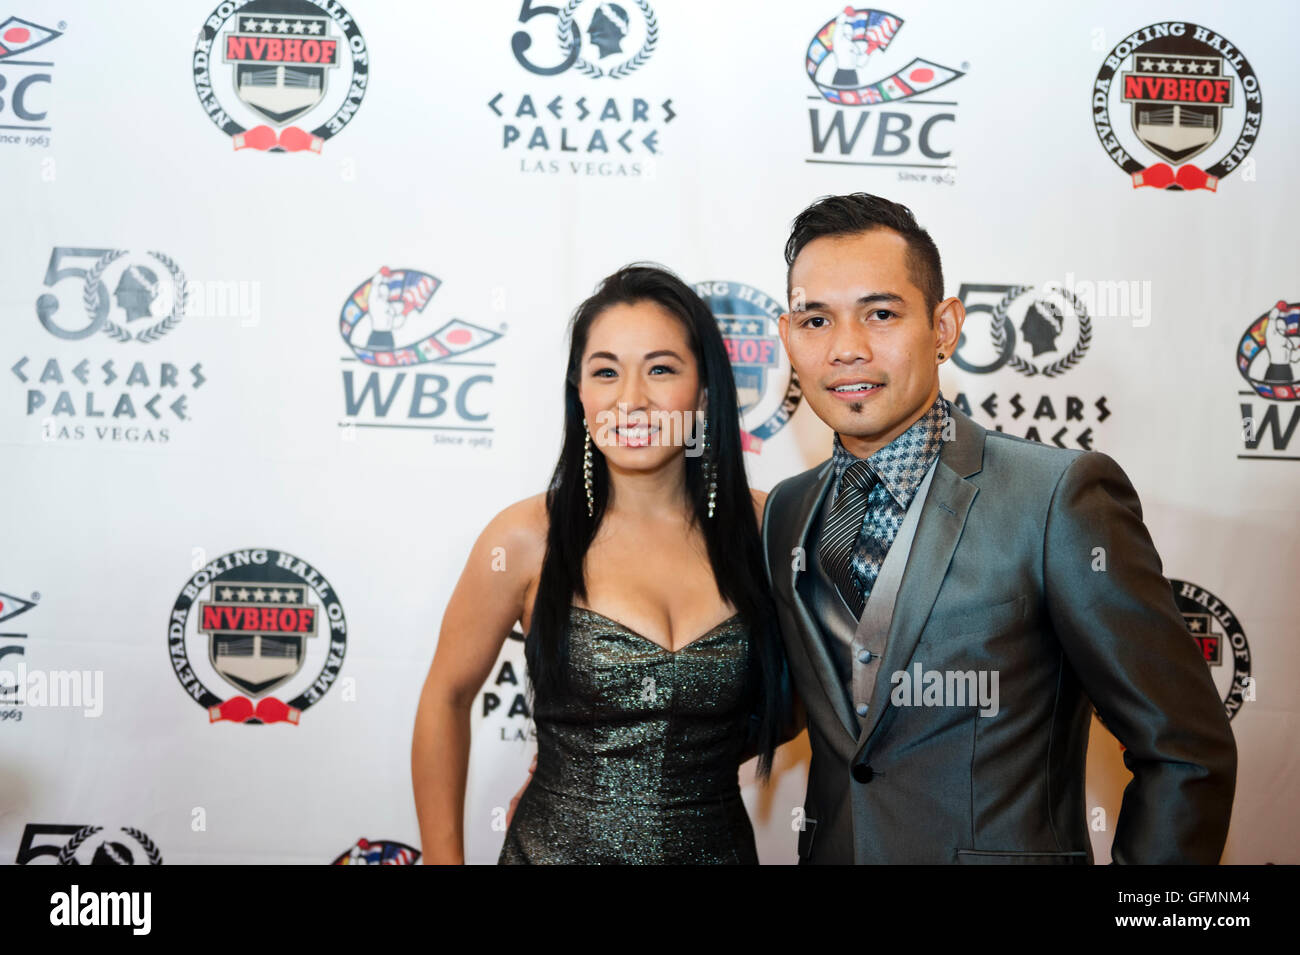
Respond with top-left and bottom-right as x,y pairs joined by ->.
767,457 -> 833,513
973,427 -> 1090,487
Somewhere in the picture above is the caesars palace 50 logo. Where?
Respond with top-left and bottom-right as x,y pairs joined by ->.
192,0 -> 367,154
169,549 -> 347,724
16,247 -> 206,444
1092,22 -> 1260,192
492,0 -> 676,176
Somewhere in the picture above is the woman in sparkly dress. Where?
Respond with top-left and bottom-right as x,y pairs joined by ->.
412,265 -> 792,864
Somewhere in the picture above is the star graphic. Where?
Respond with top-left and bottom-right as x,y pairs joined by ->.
1202,62 -> 1217,74
1171,60 -> 1186,73
1188,618 -> 1203,631
1155,59 -> 1169,72
276,19 -> 291,33
268,589 -> 282,602
291,20 -> 306,34
237,587 -> 251,601
1141,58 -> 1154,70
260,19 -> 274,32
307,20 -> 323,34
220,587 -> 233,600
252,588 -> 267,601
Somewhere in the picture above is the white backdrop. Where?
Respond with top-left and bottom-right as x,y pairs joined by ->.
0,0 -> 1295,865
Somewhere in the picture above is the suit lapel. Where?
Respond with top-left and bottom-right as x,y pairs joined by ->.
781,461 -> 860,742
852,406 -> 986,758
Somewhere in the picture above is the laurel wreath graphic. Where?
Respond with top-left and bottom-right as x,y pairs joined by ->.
990,284 -> 1092,378
56,825 -> 102,864
122,826 -> 164,864
558,0 -> 658,80
84,249 -> 187,345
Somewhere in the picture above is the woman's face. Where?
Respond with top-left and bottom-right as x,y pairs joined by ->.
578,299 -> 704,474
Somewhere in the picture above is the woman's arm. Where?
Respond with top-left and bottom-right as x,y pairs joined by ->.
411,495 -> 545,863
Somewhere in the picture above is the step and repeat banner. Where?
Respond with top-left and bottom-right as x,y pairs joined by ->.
0,0 -> 1295,865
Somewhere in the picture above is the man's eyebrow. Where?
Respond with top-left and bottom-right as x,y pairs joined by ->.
791,292 -> 905,313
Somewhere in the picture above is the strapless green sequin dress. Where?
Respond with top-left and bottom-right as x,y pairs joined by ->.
499,606 -> 759,864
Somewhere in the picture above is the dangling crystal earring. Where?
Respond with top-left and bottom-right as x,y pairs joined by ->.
583,421 -> 594,518
701,414 -> 716,519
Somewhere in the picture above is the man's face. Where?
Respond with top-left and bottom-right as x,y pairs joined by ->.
780,228 -> 963,457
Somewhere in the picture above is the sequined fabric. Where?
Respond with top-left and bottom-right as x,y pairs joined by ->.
499,606 -> 758,864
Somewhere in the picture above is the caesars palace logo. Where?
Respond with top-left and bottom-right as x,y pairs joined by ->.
192,0 -> 367,153
491,0 -> 676,176
949,282 -> 1109,450
168,549 -> 347,725
1092,21 -> 1261,192
17,246 -> 206,444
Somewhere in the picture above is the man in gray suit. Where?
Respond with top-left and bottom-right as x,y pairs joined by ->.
765,193 -> 1236,864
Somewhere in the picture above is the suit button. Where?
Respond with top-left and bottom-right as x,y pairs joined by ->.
858,649 -> 872,663
855,703 -> 869,717
852,763 -> 874,783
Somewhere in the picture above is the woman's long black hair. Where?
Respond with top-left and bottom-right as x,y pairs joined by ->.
525,264 -> 789,777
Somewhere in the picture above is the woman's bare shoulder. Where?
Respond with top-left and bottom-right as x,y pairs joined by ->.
485,492 -> 548,551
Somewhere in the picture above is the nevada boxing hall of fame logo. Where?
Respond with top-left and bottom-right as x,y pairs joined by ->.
192,0 -> 367,154
695,280 -> 801,453
1237,299 -> 1300,461
490,0 -> 676,176
168,549 -> 347,725
804,7 -> 965,183
948,283 -> 1109,450
338,268 -> 503,447
0,14 -> 63,149
1170,580 -> 1252,722
13,247 -> 206,444
1092,22 -> 1261,192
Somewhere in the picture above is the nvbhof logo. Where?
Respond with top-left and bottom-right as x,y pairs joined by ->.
192,0 -> 368,153
1169,579 -> 1251,722
695,280 -> 801,454
339,267 -> 502,443
331,837 -> 419,865
168,549 -> 347,725
1092,22 -> 1261,192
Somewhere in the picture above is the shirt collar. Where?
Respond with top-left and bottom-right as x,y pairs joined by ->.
831,393 -> 949,509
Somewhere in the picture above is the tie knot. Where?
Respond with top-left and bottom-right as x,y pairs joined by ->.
840,459 -> 877,495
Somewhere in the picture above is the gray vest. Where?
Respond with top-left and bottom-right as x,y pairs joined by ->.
796,458 -> 938,726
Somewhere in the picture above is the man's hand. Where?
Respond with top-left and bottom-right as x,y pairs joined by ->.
505,754 -> 537,827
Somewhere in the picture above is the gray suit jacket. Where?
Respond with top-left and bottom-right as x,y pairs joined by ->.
762,406 -> 1236,864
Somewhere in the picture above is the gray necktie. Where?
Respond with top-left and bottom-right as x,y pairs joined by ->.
820,460 -> 878,618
